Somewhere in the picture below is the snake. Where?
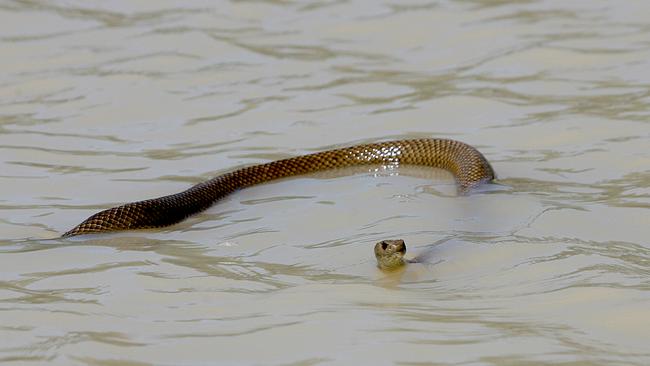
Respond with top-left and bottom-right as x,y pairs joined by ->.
374,239 -> 410,270
62,138 -> 495,238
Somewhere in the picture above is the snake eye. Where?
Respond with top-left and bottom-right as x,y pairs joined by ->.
381,242 -> 388,250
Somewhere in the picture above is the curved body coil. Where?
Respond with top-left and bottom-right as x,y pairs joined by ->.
63,138 -> 494,237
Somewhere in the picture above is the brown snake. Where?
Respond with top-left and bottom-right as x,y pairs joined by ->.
63,138 -> 495,237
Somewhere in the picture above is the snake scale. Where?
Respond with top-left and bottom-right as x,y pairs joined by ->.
63,138 -> 495,237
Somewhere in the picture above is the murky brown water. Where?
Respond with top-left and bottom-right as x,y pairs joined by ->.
2,1 -> 650,365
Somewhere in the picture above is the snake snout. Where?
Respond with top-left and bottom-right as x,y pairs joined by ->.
376,239 -> 406,255
374,239 -> 408,270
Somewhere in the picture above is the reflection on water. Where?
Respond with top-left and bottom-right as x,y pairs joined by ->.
1,0 -> 650,365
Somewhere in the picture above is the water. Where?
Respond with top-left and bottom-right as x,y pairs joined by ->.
1,1 -> 650,365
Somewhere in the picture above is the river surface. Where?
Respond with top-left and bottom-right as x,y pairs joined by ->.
1,1 -> 650,365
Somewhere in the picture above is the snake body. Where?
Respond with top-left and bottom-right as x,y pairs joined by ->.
63,138 -> 494,237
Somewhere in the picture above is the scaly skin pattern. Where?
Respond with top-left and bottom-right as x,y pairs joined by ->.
63,138 -> 495,237
374,239 -> 408,270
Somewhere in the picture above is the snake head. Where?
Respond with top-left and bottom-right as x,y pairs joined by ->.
374,239 -> 407,270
